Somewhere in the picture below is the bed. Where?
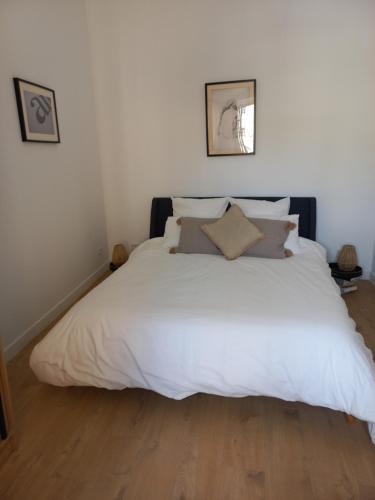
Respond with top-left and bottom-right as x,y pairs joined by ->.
30,196 -> 375,443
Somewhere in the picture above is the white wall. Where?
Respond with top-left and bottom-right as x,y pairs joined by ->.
86,0 -> 375,276
371,247 -> 375,285
0,0 -> 108,358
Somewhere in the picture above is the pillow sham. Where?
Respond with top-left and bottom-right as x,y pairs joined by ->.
242,218 -> 296,259
280,214 -> 300,254
172,197 -> 228,218
163,216 -> 181,249
201,205 -> 264,260
228,197 -> 290,218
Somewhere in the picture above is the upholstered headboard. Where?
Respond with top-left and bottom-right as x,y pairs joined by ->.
150,197 -> 316,240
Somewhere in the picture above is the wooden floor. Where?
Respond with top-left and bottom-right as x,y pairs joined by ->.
1,280 -> 375,500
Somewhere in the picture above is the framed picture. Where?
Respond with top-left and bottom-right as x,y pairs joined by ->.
13,78 -> 60,143
205,79 -> 256,156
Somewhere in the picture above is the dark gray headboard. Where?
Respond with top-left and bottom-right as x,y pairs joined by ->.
150,197 -> 316,240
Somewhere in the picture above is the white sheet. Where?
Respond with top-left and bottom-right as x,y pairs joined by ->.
30,237 -> 375,442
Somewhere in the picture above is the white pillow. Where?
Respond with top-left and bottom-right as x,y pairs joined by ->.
172,197 -> 228,218
229,197 -> 290,218
163,216 -> 181,248
280,214 -> 301,254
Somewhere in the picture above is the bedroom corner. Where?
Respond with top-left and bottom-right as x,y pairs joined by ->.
0,0 -> 109,361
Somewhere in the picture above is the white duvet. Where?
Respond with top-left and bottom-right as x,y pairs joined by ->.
30,238 -> 375,443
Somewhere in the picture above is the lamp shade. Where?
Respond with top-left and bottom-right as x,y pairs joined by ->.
337,245 -> 358,272
112,244 -> 128,267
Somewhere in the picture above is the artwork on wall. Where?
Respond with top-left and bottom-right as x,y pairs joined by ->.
205,79 -> 256,156
13,78 -> 60,143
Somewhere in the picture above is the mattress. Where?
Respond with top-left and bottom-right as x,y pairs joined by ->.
30,237 -> 375,442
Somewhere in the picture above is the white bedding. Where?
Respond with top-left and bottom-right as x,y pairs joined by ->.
30,237 -> 375,442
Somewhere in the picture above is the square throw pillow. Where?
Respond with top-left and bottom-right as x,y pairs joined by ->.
201,205 -> 264,260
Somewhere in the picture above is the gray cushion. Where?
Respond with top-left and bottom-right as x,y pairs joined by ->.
172,217 -> 221,255
242,218 -> 295,258
171,213 -> 295,259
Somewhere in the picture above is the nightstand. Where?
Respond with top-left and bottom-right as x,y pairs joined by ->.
329,263 -> 362,294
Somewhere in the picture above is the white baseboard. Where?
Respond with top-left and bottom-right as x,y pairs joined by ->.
4,262 -> 109,362
370,272 -> 375,287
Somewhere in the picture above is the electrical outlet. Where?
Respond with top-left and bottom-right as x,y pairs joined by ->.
97,247 -> 103,256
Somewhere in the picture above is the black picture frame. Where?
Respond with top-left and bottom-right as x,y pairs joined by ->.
13,77 -> 60,143
205,79 -> 256,157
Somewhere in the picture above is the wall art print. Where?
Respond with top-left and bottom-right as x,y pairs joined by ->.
205,79 -> 255,156
13,78 -> 60,143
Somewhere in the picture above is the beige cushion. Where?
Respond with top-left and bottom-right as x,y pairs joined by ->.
242,218 -> 296,259
201,205 -> 264,260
